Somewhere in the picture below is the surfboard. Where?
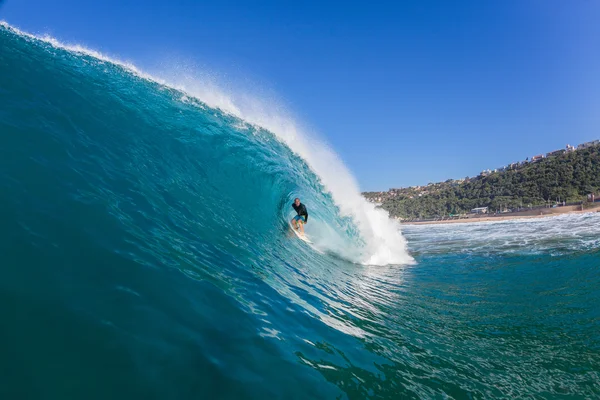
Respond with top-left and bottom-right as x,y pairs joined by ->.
290,223 -> 312,243
288,224 -> 325,254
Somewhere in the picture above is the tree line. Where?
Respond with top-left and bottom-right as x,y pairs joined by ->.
363,146 -> 600,220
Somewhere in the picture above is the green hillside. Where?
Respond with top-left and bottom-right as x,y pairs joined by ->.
363,145 -> 600,220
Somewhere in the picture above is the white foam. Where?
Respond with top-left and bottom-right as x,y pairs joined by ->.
404,212 -> 600,255
1,21 -> 414,265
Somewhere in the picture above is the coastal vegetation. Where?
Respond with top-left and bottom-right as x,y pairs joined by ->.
363,145 -> 600,220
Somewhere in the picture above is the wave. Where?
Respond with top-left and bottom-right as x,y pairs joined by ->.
0,21 -> 412,266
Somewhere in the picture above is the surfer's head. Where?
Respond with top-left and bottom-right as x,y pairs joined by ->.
294,198 -> 300,206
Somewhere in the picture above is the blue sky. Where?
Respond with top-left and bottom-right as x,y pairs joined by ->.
2,0 -> 599,191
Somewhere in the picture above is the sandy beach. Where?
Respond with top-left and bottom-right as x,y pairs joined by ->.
401,204 -> 600,225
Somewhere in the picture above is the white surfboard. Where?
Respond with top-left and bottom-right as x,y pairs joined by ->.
289,224 -> 326,254
290,223 -> 312,243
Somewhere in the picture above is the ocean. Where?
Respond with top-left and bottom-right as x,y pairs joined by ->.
1,22 -> 599,399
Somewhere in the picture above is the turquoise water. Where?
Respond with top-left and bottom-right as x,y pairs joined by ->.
1,23 -> 599,399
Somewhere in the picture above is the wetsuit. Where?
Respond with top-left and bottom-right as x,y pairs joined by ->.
292,202 -> 308,223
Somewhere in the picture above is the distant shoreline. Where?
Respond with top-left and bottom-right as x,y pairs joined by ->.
401,204 -> 600,226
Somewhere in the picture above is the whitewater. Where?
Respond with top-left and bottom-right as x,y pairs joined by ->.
1,22 -> 599,399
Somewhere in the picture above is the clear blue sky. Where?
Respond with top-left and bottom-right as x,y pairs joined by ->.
2,0 -> 599,191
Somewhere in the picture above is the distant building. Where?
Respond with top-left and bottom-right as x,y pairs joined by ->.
471,207 -> 488,214
566,144 -> 575,152
531,154 -> 545,162
578,140 -> 600,149
480,169 -> 492,177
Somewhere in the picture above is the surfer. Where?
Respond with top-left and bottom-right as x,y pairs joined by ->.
291,198 -> 308,234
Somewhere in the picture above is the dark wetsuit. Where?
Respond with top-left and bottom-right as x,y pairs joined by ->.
292,202 -> 308,223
